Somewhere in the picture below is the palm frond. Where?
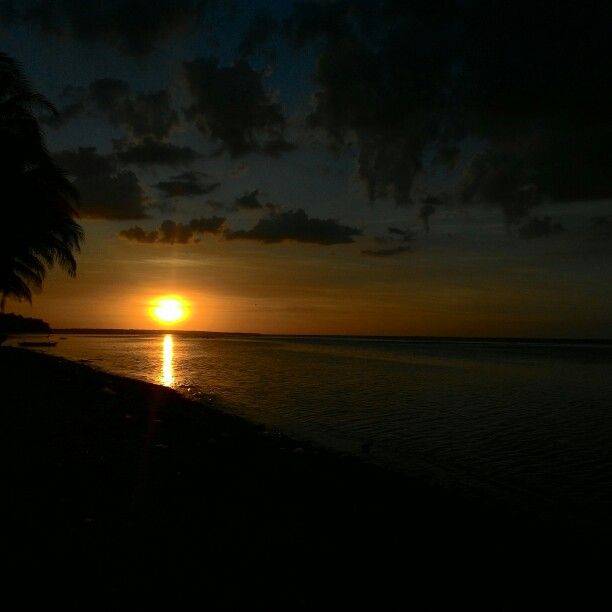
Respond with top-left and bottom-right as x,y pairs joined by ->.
0,53 -> 83,307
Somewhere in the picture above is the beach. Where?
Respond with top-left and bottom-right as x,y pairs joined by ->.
2,346 -> 609,610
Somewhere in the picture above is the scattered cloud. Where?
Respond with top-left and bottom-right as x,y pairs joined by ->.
518,216 -> 564,240
183,56 -> 294,157
225,208 -> 361,245
362,246 -> 412,257
234,189 -> 263,210
40,80 -> 185,167
231,161 -> 249,177
118,226 -> 158,243
204,198 -> 227,211
418,195 -> 445,233
459,151 -> 541,223
114,138 -> 200,166
432,145 -> 460,169
50,100 -> 86,124
1,0 -> 220,56
89,79 -> 178,140
387,227 -> 414,242
155,172 -> 220,197
587,216 -> 612,241
119,216 -> 226,244
286,2 -> 612,225
54,147 -> 148,219
231,189 -> 281,212
39,85 -> 87,127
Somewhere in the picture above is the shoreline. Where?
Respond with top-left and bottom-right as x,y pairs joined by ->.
17,327 -> 612,344
3,346 -> 610,609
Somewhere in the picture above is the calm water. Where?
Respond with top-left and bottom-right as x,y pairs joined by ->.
11,334 -> 612,522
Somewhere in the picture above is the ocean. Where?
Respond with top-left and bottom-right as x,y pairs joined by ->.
10,333 -> 612,524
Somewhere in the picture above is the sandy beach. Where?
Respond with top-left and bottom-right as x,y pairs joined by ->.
2,346 -> 609,610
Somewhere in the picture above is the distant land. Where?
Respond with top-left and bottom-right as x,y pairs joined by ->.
52,329 -> 612,345
54,328 -> 263,338
0,313 -> 51,334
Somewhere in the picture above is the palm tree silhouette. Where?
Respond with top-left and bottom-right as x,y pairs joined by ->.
0,53 -> 82,313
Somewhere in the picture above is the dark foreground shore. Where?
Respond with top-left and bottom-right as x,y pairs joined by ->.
2,347 -> 609,610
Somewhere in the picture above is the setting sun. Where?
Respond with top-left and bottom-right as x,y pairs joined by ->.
149,295 -> 190,326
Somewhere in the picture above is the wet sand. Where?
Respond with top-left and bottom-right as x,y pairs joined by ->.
2,347 -> 609,609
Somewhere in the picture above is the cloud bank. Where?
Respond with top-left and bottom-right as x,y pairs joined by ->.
286,1 -> 612,227
54,147 -> 148,219
120,216 -> 226,244
183,56 -> 294,157
225,208 -> 361,245
1,0 -> 219,56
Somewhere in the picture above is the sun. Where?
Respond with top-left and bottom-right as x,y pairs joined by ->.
149,295 -> 190,326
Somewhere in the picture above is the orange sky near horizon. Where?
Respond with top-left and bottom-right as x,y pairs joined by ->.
8,220 -> 612,338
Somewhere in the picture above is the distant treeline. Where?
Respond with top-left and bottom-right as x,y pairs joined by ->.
54,328 -> 262,338
0,313 -> 51,333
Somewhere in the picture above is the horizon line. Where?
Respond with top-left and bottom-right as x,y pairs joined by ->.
50,328 -> 612,343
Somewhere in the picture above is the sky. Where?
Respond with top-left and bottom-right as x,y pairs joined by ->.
2,0 -> 612,336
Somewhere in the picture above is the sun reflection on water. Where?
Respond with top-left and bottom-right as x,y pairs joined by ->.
161,334 -> 174,386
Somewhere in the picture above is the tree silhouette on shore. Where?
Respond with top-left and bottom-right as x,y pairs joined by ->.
0,53 -> 82,312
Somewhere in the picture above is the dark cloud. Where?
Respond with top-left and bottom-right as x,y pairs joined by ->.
239,8 -> 278,58
119,216 -> 226,244
432,145 -> 460,169
89,79 -> 178,140
40,80 -> 182,146
158,220 -> 198,244
53,146 -> 115,177
118,226 -> 158,243
421,194 -> 446,206
189,216 -> 225,234
418,195 -> 445,233
418,203 -> 435,233
114,138 -> 200,166
587,216 -> 612,241
71,171 -> 148,220
231,161 -> 249,177
372,236 -> 393,245
205,198 -> 228,211
260,137 -> 296,158
38,81 -> 183,154
459,150 -> 541,223
171,171 -> 207,181
54,147 -> 148,219
156,218 -> 223,243
1,1 -> 218,56
225,208 -> 361,245
155,171 -> 220,198
235,189 -> 263,210
183,56 -> 294,157
287,2 -> 442,204
362,246 -> 412,257
40,101 -> 86,128
231,189 -> 281,212
39,85 -> 89,127
387,227 -> 414,242
286,2 -> 612,222
519,216 -> 564,240
373,227 -> 414,249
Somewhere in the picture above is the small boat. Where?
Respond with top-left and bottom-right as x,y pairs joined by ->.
18,341 -> 57,347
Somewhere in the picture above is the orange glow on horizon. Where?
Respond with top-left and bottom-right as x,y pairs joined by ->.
148,295 -> 190,326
